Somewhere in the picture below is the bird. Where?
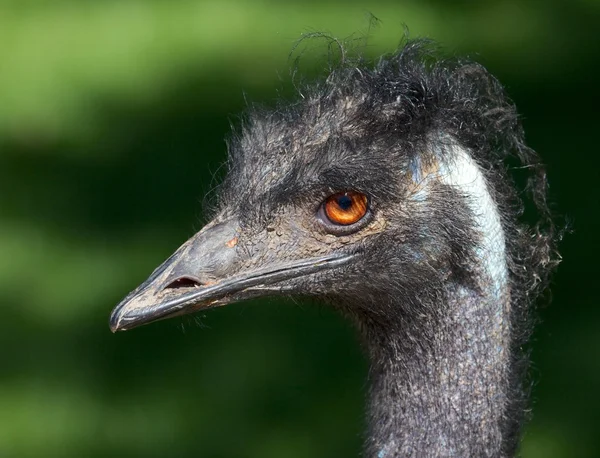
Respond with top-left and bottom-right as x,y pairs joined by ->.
109,40 -> 558,457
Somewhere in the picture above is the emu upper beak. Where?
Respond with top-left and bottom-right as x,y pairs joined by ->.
109,218 -> 353,332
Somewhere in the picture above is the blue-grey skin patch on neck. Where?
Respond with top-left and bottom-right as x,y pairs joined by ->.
409,155 -> 424,184
410,188 -> 428,202
408,154 -> 439,202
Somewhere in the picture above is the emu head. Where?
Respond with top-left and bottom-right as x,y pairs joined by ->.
110,43 -> 535,333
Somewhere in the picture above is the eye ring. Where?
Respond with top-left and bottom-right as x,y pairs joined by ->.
317,191 -> 372,235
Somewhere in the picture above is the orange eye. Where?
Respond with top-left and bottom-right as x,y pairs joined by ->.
323,191 -> 368,226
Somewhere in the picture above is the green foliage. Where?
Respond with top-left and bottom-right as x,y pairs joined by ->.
0,1 -> 597,457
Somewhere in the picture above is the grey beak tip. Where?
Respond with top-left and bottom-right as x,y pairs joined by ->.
109,307 -> 125,333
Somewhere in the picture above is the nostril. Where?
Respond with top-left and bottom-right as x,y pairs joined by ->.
165,276 -> 203,289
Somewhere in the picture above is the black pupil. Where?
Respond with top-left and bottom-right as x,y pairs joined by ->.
337,195 -> 353,210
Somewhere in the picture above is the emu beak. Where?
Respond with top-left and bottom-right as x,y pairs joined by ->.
109,218 -> 353,332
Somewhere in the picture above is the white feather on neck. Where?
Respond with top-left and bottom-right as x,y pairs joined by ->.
436,140 -> 507,300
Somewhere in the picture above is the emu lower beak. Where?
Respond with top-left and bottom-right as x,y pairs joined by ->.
109,218 -> 353,332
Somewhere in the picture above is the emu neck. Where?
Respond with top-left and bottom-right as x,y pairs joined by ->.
363,281 -> 511,458
364,144 -> 513,457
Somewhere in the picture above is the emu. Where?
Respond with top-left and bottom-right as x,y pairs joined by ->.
110,41 -> 557,457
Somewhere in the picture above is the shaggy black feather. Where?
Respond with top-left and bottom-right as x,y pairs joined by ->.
210,40 -> 559,457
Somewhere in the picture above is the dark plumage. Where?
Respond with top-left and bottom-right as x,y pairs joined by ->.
110,40 -> 559,457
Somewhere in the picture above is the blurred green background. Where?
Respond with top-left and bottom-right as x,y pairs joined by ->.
0,0 -> 598,457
